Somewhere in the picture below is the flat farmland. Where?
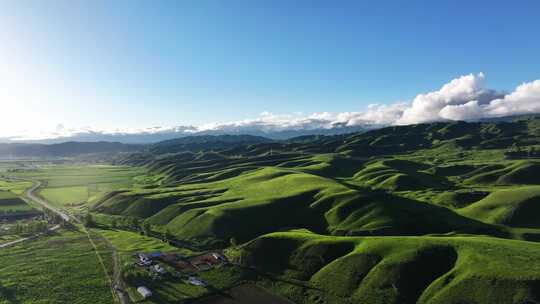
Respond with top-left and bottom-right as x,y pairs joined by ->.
0,179 -> 33,196
0,180 -> 36,215
9,165 -> 144,208
0,191 -> 32,213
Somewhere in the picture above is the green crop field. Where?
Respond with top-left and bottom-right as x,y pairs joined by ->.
7,165 -> 144,208
0,196 -> 33,214
0,179 -> 33,195
0,230 -> 114,304
0,180 -> 36,215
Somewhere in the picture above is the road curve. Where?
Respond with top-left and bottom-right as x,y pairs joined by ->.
25,181 -> 70,222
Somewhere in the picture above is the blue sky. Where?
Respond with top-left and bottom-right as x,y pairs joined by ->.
1,0 -> 539,138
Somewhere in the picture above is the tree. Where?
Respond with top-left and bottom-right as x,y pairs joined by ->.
140,221 -> 151,236
510,142 -> 520,152
164,229 -> 174,243
111,218 -> 118,229
131,217 -> 140,230
229,237 -> 238,247
84,213 -> 95,228
15,223 -> 23,235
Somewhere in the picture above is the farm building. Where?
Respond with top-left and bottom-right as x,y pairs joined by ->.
188,276 -> 207,287
212,252 -> 227,262
189,252 -> 227,268
137,286 -> 152,299
136,253 -> 152,266
149,251 -> 161,258
153,264 -> 167,275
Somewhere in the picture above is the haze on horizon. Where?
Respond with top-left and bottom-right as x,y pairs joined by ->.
1,0 -> 540,142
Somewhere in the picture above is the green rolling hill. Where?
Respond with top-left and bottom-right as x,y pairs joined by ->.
92,116 -> 540,304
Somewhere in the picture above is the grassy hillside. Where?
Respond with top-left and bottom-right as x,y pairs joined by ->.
236,231 -> 540,304
459,186 -> 540,228
78,117 -> 540,303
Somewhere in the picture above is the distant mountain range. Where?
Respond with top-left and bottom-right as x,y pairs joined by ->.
1,125 -> 368,144
148,135 -> 273,155
0,142 -> 142,158
2,114 -> 540,159
0,135 -> 274,158
6,114 -> 540,145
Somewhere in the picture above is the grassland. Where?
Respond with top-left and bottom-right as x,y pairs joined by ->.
0,230 -> 114,304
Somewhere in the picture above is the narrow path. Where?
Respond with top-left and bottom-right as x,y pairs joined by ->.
81,224 -> 118,303
102,236 -> 132,304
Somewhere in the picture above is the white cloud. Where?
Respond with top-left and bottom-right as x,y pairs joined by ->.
440,100 -> 484,121
425,76 -> 540,122
486,79 -> 540,116
397,73 -> 491,124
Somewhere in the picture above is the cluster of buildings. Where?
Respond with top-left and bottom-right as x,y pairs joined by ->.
133,250 -> 228,299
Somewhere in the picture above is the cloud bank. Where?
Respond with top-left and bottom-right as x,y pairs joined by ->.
398,73 -> 540,124
3,73 -> 540,143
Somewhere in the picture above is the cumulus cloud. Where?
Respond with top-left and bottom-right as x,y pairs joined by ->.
440,100 -> 484,121
486,79 -> 540,116
412,74 -> 540,122
3,73 -> 540,143
397,73 -> 502,124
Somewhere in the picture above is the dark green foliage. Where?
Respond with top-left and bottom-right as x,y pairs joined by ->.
83,213 -> 95,227
148,134 -> 273,154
